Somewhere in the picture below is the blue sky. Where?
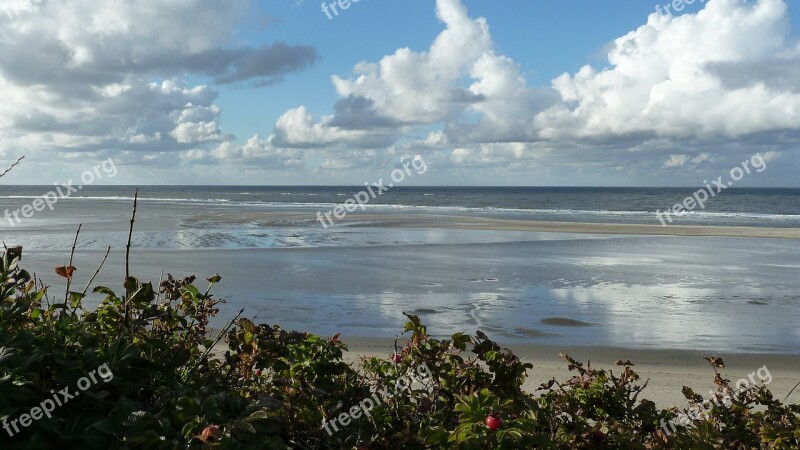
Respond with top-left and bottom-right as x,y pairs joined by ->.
1,0 -> 799,186
219,0 -> 716,140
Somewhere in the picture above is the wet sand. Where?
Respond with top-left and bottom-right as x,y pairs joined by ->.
315,213 -> 800,239
184,210 -> 800,239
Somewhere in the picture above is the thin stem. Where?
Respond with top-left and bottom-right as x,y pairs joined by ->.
124,188 -> 138,329
156,269 -> 164,302
125,188 -> 138,283
785,380 -> 800,403
0,156 -> 24,178
81,246 -> 111,296
183,308 -> 244,381
64,225 -> 81,305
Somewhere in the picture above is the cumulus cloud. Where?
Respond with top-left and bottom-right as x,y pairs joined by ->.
0,0 -> 317,89
272,107 -> 392,149
535,0 -> 800,142
2,0 -> 799,184
0,0 -> 317,177
266,0 -> 800,184
664,152 -> 714,167
269,0 -> 499,148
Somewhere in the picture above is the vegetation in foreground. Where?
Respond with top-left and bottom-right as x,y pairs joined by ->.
1,246 -> 799,449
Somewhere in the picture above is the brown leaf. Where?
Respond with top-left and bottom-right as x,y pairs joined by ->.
55,265 -> 76,280
704,355 -> 725,368
538,379 -> 556,390
713,373 -> 731,387
6,246 -> 22,261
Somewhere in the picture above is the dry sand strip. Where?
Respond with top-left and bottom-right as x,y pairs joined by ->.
186,211 -> 800,239
341,337 -> 800,409
389,216 -> 800,240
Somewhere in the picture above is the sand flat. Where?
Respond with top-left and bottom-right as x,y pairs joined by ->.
342,214 -> 800,239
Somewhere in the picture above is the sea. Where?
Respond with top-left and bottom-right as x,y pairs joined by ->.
1,186 -> 799,354
2,186 -> 799,227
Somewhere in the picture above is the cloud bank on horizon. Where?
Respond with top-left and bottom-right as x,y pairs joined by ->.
0,0 -> 798,185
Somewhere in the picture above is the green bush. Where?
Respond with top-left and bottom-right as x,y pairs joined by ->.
1,247 -> 798,449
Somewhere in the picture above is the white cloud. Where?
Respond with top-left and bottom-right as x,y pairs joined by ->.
0,0 -> 317,177
2,0 -> 799,185
535,0 -> 800,141
272,0 -> 495,147
665,154 -> 690,167
332,0 -> 491,125
268,0 -> 800,184
170,104 -> 225,144
273,107 -> 377,148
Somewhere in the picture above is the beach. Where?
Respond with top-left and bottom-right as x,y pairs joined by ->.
5,1 -> 800,445
2,189 -> 799,408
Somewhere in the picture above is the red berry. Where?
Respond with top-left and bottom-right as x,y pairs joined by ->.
201,425 -> 222,442
485,414 -> 503,431
593,430 -> 606,441
255,369 -> 262,376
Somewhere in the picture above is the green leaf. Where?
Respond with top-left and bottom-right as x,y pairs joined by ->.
93,286 -> 116,296
129,282 -> 155,304
238,318 -> 257,334
68,291 -> 86,309
181,284 -> 200,299
207,274 -> 222,283
421,426 -> 449,445
0,347 -> 16,364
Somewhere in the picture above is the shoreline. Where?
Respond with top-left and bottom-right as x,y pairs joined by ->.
185,210 -> 800,239
350,214 -> 800,239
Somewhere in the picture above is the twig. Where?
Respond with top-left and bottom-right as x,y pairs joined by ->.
124,189 -> 138,328
785,380 -> 800,403
64,225 -> 81,306
81,246 -> 111,296
36,275 -> 51,309
632,378 -> 649,405
125,188 -> 138,282
156,269 -> 164,302
184,308 -> 244,381
0,156 -> 24,178
287,440 -> 315,450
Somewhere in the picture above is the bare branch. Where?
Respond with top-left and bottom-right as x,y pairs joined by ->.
0,156 -> 24,178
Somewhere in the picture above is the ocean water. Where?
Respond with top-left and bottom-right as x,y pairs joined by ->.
1,186 -> 799,354
2,186 -> 799,228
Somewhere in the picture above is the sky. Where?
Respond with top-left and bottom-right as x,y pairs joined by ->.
0,0 -> 799,186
